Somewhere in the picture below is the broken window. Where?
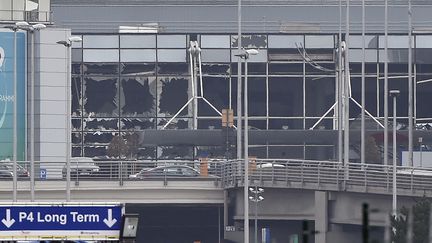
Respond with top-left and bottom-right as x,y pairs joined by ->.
157,77 -> 189,117
83,77 -> 119,117
121,118 -> 155,130
120,77 -> 156,117
201,64 -> 230,75
84,118 -> 119,131
157,146 -> 193,159
157,118 -> 190,130
84,146 -> 107,158
72,76 -> 82,116
157,63 -> 188,75
231,35 -> 267,48
83,63 -> 119,75
120,63 -> 156,76
198,76 -> 229,117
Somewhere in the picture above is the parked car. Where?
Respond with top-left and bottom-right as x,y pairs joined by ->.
0,163 -> 30,178
62,157 -> 100,178
129,165 -> 201,179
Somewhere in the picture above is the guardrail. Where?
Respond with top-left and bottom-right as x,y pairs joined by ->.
221,159 -> 432,195
1,159 -> 432,196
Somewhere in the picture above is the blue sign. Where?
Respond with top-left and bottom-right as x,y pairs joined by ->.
40,169 -> 47,179
0,204 -> 122,240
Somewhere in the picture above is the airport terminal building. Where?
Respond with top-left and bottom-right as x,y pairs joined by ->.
2,0 -> 432,242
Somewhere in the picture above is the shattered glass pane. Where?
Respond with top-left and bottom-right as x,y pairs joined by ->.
231,35 -> 267,48
84,118 -> 119,131
84,132 -> 115,144
83,77 -> 119,117
157,77 -> 189,117
72,133 -> 82,144
157,146 -> 193,159
137,147 -> 156,160
198,76 -> 229,116
120,77 -> 156,117
120,63 -> 156,76
84,146 -> 107,158
121,118 -> 155,130
72,118 -> 81,130
72,76 -> 82,116
157,118 -> 190,130
196,146 -> 226,158
83,63 -> 119,75
201,64 -> 230,75
157,63 -> 188,75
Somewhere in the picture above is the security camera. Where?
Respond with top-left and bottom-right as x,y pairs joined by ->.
340,41 -> 346,51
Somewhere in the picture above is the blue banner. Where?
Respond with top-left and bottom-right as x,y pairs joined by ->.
0,205 -> 122,231
0,30 -> 26,161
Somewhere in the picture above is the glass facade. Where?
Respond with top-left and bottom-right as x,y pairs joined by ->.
70,33 -> 432,160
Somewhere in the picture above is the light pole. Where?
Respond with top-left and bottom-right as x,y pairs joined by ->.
235,49 -> 259,243
390,89 -> 400,216
56,36 -> 82,202
249,186 -> 264,243
14,22 -> 46,202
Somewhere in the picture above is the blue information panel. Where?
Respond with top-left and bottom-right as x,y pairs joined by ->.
0,204 -> 122,241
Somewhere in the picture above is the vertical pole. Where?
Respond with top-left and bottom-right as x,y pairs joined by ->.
361,0 -> 365,165
237,0 -> 242,160
244,57 -> 249,243
30,30 -> 35,201
344,0 -> 350,178
193,52 -> 198,130
337,0 -> 343,163
254,185 -> 258,243
223,190 -> 228,239
429,202 -> 432,243
420,139 -> 423,167
408,0 -> 413,167
66,44 -> 71,202
392,95 -> 397,214
13,29 -> 17,202
384,0 -> 389,166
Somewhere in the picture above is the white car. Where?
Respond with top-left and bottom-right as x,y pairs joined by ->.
63,157 -> 100,178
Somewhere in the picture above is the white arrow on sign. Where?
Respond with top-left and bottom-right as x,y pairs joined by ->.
103,209 -> 117,228
1,209 -> 15,228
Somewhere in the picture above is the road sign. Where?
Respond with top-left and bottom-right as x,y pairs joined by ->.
0,203 -> 123,241
40,169 -> 47,179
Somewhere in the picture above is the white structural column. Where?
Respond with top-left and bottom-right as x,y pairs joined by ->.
237,0 -> 242,160
408,0 -> 413,166
13,28 -> 17,202
360,0 -> 366,164
384,0 -> 389,166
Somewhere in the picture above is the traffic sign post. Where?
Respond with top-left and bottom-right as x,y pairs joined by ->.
0,203 -> 123,241
39,169 -> 47,180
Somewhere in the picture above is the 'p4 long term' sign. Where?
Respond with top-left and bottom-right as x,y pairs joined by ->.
0,203 -> 123,241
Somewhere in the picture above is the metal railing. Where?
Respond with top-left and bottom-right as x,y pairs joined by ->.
221,159 -> 432,196
1,159 -> 432,196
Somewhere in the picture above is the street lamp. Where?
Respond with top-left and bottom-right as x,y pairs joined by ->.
235,48 -> 259,243
56,36 -> 82,202
389,89 -> 400,216
14,22 -> 46,202
249,186 -> 264,243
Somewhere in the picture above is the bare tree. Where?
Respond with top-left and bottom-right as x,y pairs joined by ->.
365,135 -> 381,164
107,135 -> 128,159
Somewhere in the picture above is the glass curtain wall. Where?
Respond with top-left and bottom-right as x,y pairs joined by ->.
70,33 -> 431,161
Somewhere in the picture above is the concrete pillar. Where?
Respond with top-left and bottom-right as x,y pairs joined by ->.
315,191 -> 328,243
